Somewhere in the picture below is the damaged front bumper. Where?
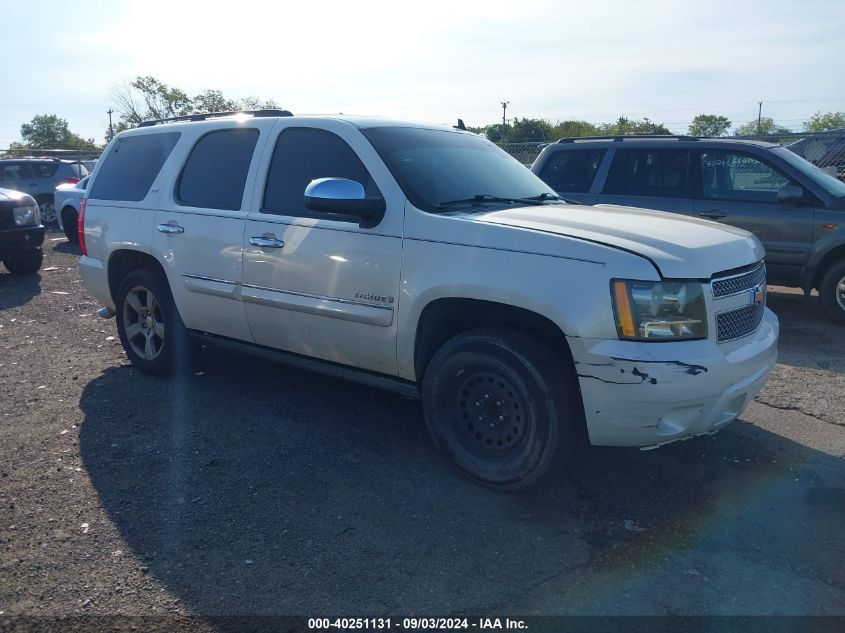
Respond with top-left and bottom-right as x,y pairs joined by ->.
568,308 -> 779,447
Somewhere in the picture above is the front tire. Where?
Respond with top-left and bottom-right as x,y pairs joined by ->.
421,329 -> 582,491
115,269 -> 193,375
819,259 -> 845,325
61,207 -> 79,243
3,248 -> 43,275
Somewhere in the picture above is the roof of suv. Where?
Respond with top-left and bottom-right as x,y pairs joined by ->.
552,135 -> 780,149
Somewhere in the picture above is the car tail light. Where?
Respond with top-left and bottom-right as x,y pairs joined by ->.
78,198 -> 87,256
63,177 -> 80,185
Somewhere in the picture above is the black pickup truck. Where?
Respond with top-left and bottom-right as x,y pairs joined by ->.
0,187 -> 44,275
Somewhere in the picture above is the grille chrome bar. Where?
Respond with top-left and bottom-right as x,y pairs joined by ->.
712,261 -> 766,298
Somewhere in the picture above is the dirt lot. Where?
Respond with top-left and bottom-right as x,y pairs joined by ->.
1,231 -> 844,624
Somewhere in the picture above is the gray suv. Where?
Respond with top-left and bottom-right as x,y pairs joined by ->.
531,136 -> 845,324
0,158 -> 89,225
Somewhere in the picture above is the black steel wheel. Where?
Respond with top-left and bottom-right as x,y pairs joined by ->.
422,328 -> 582,491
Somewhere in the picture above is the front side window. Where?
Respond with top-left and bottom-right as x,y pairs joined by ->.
361,126 -> 556,212
699,151 -> 791,203
262,128 -> 380,216
177,128 -> 259,210
89,132 -> 181,202
537,149 -> 605,193
603,149 -> 690,198
0,163 -> 34,181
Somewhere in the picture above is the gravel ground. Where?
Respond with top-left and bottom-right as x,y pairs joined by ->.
1,231 -> 843,626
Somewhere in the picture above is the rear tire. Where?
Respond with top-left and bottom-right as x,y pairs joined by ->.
819,259 -> 845,325
3,248 -> 43,275
115,269 -> 194,375
61,208 -> 79,243
421,328 -> 582,491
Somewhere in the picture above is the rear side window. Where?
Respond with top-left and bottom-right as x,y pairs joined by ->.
537,149 -> 605,193
32,163 -> 59,178
89,132 -> 180,201
177,128 -> 259,210
604,149 -> 690,198
262,127 -> 380,216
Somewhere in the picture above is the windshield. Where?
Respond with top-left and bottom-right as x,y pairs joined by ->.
361,126 -> 557,212
772,146 -> 845,198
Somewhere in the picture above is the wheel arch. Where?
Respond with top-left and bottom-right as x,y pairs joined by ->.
810,243 -> 845,290
107,249 -> 168,306
412,297 -> 576,385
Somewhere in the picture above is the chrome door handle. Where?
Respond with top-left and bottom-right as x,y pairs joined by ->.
249,236 -> 285,248
157,222 -> 184,234
698,210 -> 726,220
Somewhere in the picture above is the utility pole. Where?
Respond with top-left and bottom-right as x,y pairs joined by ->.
501,101 -> 510,143
757,101 -> 763,135
107,108 -> 114,141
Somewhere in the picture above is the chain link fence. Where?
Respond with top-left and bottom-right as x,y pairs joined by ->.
497,130 -> 845,180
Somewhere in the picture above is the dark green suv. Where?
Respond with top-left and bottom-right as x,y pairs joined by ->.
532,136 -> 845,324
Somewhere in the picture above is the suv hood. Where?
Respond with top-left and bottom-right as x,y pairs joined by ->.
472,203 -> 764,279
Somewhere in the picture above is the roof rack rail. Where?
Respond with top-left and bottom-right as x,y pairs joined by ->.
138,109 -> 293,128
557,134 -> 700,143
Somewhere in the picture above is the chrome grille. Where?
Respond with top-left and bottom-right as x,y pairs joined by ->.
717,302 -> 765,341
712,262 -> 766,298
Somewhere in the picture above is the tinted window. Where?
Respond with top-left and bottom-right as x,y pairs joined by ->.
32,163 -> 59,178
0,163 -> 34,181
537,149 -> 605,193
177,129 -> 259,210
263,128 -> 380,215
604,149 -> 690,198
362,127 -> 555,212
699,150 -> 791,203
89,132 -> 180,201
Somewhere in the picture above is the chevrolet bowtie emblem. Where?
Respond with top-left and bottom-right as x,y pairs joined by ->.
750,284 -> 765,307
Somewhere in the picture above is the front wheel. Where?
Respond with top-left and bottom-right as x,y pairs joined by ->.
115,269 -> 193,374
3,248 -> 43,275
819,260 -> 845,325
421,329 -> 583,491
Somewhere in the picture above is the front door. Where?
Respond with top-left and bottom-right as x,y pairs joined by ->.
693,149 -> 814,281
242,122 -> 404,375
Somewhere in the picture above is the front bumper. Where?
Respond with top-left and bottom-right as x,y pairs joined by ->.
0,224 -> 45,257
569,308 -> 779,447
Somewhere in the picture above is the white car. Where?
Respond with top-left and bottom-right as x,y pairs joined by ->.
54,175 -> 89,242
78,111 -> 778,490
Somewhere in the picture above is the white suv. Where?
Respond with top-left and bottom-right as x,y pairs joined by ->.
79,110 -> 779,490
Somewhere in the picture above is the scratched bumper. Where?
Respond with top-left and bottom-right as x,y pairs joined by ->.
568,308 -> 779,447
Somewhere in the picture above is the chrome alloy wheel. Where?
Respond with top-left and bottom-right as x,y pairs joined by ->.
122,286 -> 165,361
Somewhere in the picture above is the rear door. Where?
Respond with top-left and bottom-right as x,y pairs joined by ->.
151,121 -> 274,342
533,148 -> 606,204
693,148 -> 814,277
242,120 -> 404,375
595,147 -> 694,214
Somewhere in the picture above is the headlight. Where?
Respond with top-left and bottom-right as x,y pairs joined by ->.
611,279 -> 708,341
13,205 -> 40,227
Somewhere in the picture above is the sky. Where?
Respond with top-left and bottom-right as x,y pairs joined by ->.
1,0 -> 844,146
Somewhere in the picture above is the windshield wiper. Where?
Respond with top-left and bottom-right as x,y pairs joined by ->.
436,194 -> 528,209
522,193 -> 578,204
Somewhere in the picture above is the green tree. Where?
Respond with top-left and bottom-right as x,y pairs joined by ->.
507,117 -> 553,142
550,120 -> 598,139
803,111 -> 845,132
594,116 -> 671,136
688,114 -> 731,137
110,76 -> 280,134
735,117 -> 792,136
12,114 -> 98,151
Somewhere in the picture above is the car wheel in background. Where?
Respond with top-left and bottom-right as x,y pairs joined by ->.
36,197 -> 56,225
3,248 -> 43,275
422,328 -> 582,491
115,269 -> 194,375
61,208 -> 79,243
819,259 -> 845,326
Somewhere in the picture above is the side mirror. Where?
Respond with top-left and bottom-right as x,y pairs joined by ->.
304,177 -> 385,226
777,184 -> 805,204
